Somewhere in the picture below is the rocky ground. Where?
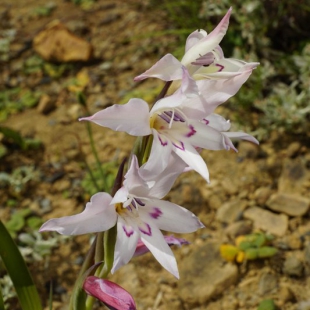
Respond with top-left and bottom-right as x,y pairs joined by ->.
1,1 -> 310,310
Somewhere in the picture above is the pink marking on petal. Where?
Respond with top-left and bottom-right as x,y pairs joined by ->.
216,63 -> 224,72
158,135 -> 168,146
139,223 -> 152,236
202,118 -> 209,125
186,125 -> 196,137
149,207 -> 163,219
123,226 -> 134,237
172,141 -> 185,151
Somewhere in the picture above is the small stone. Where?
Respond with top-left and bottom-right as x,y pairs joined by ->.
53,179 -> 71,192
258,272 -> 278,295
304,243 -> 310,266
283,256 -> 304,277
37,94 -> 55,114
67,104 -> 84,121
221,178 -> 238,196
33,20 -> 93,62
278,285 -> 294,303
238,141 -> 260,159
225,220 -> 252,238
178,242 -> 238,305
216,199 -> 248,224
278,158 -> 308,194
254,187 -> 273,206
266,193 -> 309,216
286,142 -> 301,158
243,206 -> 288,236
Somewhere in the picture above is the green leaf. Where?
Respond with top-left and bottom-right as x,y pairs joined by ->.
0,220 -> 42,310
257,299 -> 276,310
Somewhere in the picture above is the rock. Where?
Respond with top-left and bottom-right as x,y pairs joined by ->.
221,178 -> 238,196
258,272 -> 278,295
37,94 -> 55,114
266,193 -> 309,216
216,199 -> 248,224
283,256 -> 304,277
178,242 -> 238,305
238,140 -> 260,159
278,158 -> 308,194
286,142 -> 301,158
254,187 -> 273,206
225,220 -> 252,238
33,20 -> 93,62
305,243 -> 310,266
278,285 -> 295,304
243,206 -> 288,236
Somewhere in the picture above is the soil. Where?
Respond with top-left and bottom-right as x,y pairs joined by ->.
1,1 -> 310,310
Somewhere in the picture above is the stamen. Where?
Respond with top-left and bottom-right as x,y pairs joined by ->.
159,113 -> 170,123
134,198 -> 145,206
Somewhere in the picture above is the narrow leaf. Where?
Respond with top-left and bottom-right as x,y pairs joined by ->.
0,220 -> 42,310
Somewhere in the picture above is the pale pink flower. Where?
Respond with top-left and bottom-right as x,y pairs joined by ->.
80,69 -> 258,182
134,8 -> 259,85
40,156 -> 203,278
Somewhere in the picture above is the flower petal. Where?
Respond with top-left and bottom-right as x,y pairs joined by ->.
141,130 -> 172,178
139,199 -> 204,233
185,29 -> 208,52
112,217 -> 140,273
144,153 -> 187,199
223,132 -> 259,144
79,99 -> 151,136
134,235 -> 190,257
173,142 -> 210,183
83,276 -> 136,310
39,192 -> 116,235
134,54 -> 183,81
181,7 -> 232,68
140,224 -> 180,278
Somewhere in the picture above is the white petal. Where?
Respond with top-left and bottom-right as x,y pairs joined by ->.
190,69 -> 256,116
39,193 -> 116,235
140,130 -> 172,178
111,187 -> 129,204
173,142 -> 210,183
79,99 -> 151,136
123,155 -> 150,198
205,114 -> 231,131
146,154 -> 187,199
140,225 -> 179,278
223,132 -> 259,144
185,29 -> 207,52
134,54 -> 183,81
181,8 -> 232,68
139,199 -> 204,233
112,217 -> 140,273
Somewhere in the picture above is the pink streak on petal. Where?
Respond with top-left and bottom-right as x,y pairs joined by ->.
149,207 -> 163,219
186,125 -> 196,137
139,223 -> 152,236
172,141 -> 185,151
216,63 -> 224,72
123,226 -> 134,237
158,135 -> 168,146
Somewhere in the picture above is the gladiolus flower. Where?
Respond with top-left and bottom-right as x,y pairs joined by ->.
40,156 -> 203,278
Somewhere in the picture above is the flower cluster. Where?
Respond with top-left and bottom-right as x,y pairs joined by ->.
40,8 -> 258,309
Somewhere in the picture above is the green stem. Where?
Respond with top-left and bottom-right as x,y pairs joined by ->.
85,122 -> 108,191
69,235 -> 97,310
